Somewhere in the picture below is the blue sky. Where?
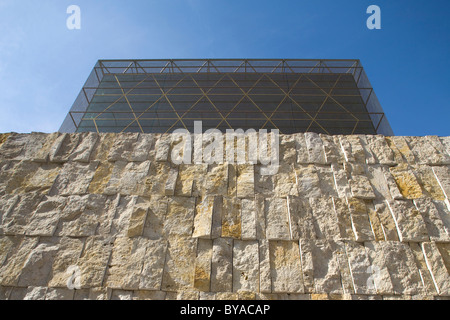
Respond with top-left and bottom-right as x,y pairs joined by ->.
0,0 -> 449,136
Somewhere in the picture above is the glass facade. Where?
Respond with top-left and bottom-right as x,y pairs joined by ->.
60,59 -> 393,135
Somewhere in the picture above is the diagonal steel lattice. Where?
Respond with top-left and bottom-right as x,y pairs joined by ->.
61,59 -> 392,135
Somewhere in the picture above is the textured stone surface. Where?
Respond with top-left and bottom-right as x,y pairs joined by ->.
0,132 -> 449,300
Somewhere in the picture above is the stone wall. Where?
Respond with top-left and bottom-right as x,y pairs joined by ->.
0,132 -> 449,300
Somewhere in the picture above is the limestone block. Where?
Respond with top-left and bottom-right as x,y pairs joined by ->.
174,164 -> 195,197
26,196 -> 66,236
47,237 -> 85,288
139,239 -> 167,290
227,164 -> 237,197
199,292 -> 216,300
344,241 -> 376,295
331,163 -> 351,198
0,133 -> 10,149
300,239 -> 343,294
287,196 -> 316,240
0,195 -> 19,235
141,161 -> 171,196
192,196 -> 214,239
296,165 -> 322,198
273,163 -> 297,198
315,165 -> 338,197
373,200 -> 399,241
241,198 -> 256,240
258,239 -> 271,293
211,238 -> 233,292
432,166 -> 450,201
0,133 -> 30,160
414,198 -> 450,242
155,134 -> 171,162
87,161 -> 114,194
386,199 -> 429,242
331,197 -> 355,241
193,239 -> 213,291
347,198 -> 375,242
106,237 -> 149,290
77,236 -> 113,288
381,165 -> 404,200
407,136 -> 450,165
49,133 -> 82,163
88,287 -> 112,300
133,291 -> 166,300
164,167 -> 178,196
388,136 -> 416,163
413,165 -> 446,200
338,135 -> 355,162
358,135 -> 377,164
254,165 -> 274,197
89,133 -> 115,162
68,132 -> 99,162
107,132 -> 139,162
22,287 -> 47,300
304,132 -> 326,164
389,164 -> 423,199
161,237 -> 197,291
203,163 -> 228,196
330,241 -> 354,294
127,205 -> 148,238
163,196 -> 195,238
436,243 -> 450,275
233,240 -> 259,293
265,197 -> 290,240
379,241 -> 424,295
110,290 -> 133,300
210,196 -> 223,239
103,160 -> 151,195
279,134 -> 297,163
16,132 -> 59,162
49,161 -> 99,196
55,194 -> 113,237
440,137 -> 450,156
221,196 -> 241,239
364,242 -> 395,295
130,133 -> 156,161
349,174 -> 376,200
0,236 -> 38,286
255,194 -> 266,239
421,242 -> 450,296
408,242 -> 438,295
319,134 -> 345,164
5,162 -> 61,195
17,242 -> 59,287
236,164 -> 255,198
293,133 -> 309,164
309,197 -> 340,240
433,200 -> 450,237
269,240 -> 304,293
366,135 -> 396,165
366,165 -> 393,200
45,288 -> 75,300
344,135 -> 368,164
1,192 -> 43,235
365,201 -> 385,241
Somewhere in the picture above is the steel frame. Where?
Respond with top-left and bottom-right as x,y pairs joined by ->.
60,59 -> 393,135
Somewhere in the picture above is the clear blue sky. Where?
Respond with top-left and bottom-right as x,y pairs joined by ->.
0,0 -> 449,136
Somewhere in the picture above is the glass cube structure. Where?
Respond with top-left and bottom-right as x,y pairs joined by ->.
60,59 -> 393,135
